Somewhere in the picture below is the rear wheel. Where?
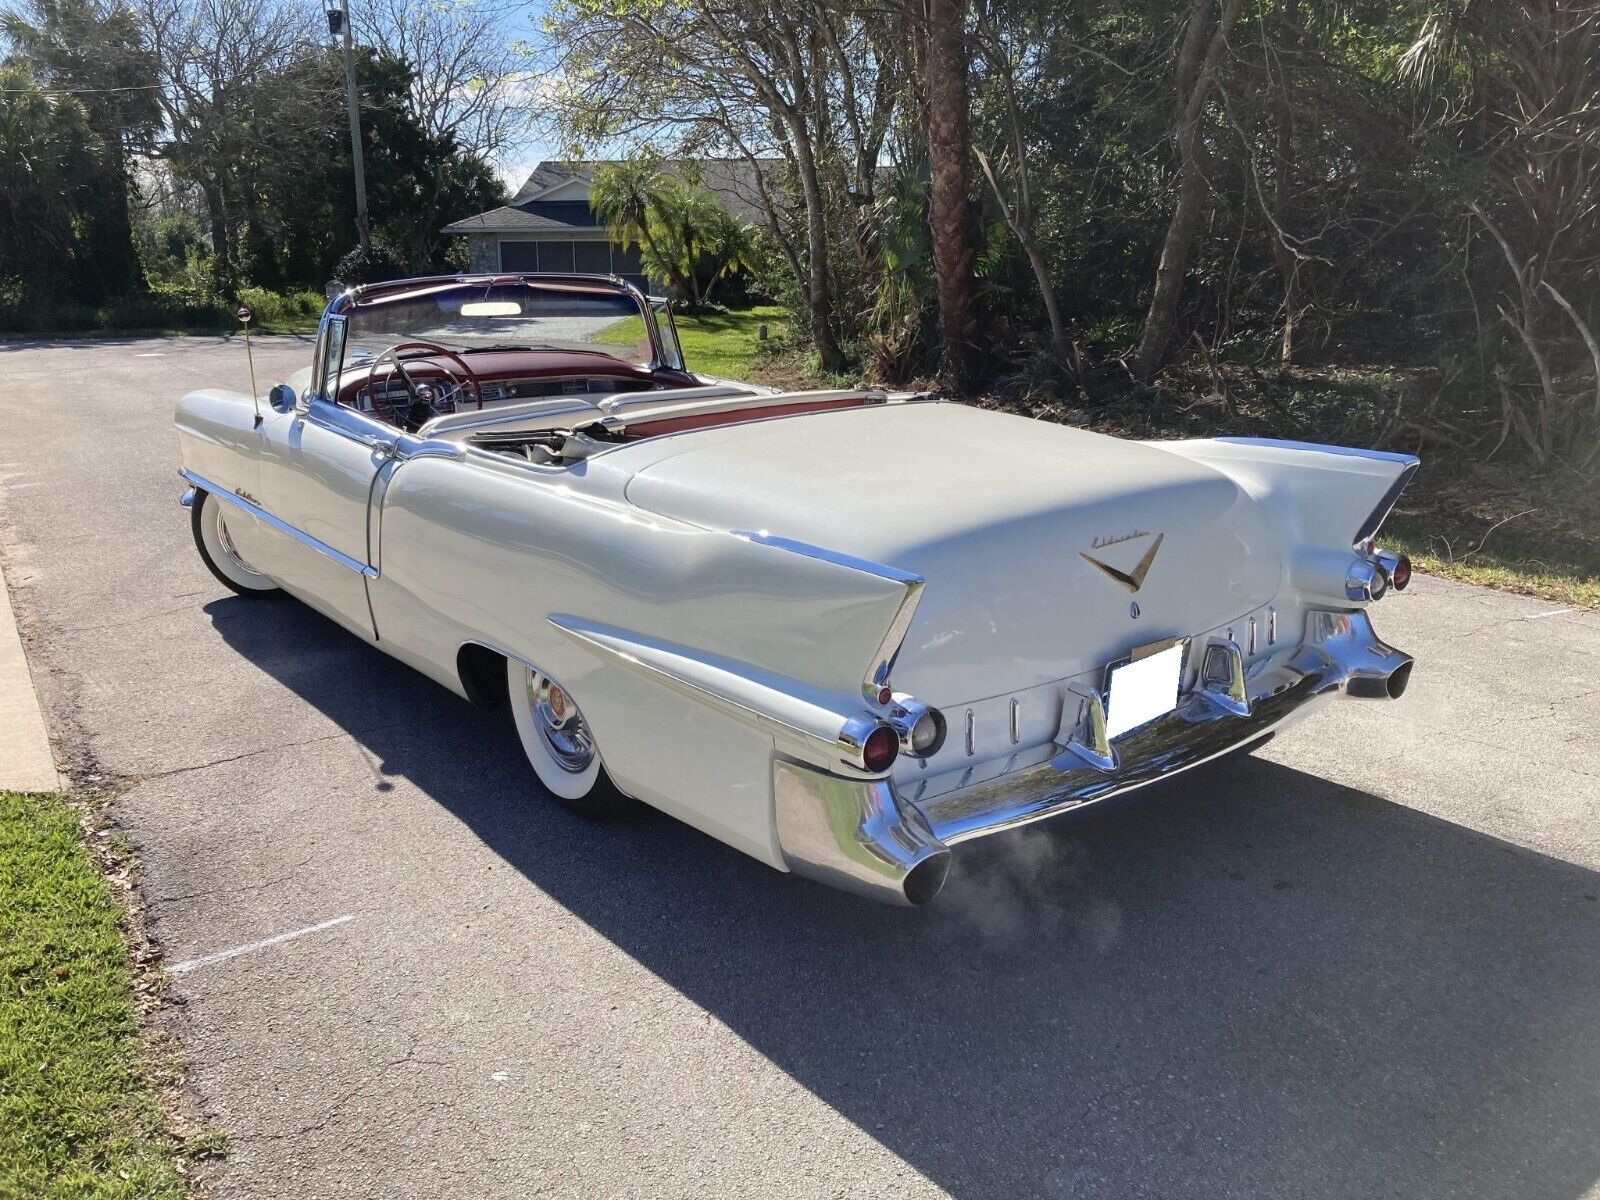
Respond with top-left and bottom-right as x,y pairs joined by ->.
191,490 -> 279,597
506,659 -> 630,818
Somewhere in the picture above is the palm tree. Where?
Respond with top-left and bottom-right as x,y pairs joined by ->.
592,160 -> 755,309
590,157 -> 668,275
919,0 -> 980,389
641,176 -> 719,306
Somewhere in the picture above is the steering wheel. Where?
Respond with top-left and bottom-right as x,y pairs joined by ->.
365,340 -> 484,428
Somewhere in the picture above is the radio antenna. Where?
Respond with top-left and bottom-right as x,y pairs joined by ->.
238,306 -> 263,428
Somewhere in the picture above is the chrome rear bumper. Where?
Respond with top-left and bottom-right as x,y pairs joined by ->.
774,609 -> 1411,905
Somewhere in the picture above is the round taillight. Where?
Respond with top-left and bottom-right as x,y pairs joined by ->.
861,724 -> 899,773
1390,554 -> 1412,591
874,683 -> 893,706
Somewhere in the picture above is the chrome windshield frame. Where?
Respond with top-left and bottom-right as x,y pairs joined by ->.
648,294 -> 686,372
309,273 -> 669,392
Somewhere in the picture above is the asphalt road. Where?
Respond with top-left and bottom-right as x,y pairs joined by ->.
2,335 -> 1598,1199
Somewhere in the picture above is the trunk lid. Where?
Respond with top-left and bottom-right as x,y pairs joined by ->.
618,402 -> 1280,703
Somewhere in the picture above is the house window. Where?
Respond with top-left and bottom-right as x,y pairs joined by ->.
572,241 -> 611,273
538,242 -> 576,273
499,241 -> 539,271
613,243 -> 643,276
496,238 -> 652,292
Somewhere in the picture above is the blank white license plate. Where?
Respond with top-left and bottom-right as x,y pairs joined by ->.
1104,642 -> 1184,740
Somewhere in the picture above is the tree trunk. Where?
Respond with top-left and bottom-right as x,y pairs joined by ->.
921,0 -> 979,390
975,149 -> 1068,359
1270,0 -> 1300,370
80,141 -> 143,302
1132,0 -> 1241,382
1024,240 -> 1069,356
787,116 -> 847,372
202,177 -> 234,294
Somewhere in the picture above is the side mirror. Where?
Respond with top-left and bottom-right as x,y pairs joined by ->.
268,383 -> 298,413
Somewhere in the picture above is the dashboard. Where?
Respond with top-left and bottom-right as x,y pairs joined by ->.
336,348 -> 696,431
354,373 -> 659,420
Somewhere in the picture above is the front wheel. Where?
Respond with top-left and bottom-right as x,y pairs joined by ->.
191,490 -> 279,597
506,660 -> 631,818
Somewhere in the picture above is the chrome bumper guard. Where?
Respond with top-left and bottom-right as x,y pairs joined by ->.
774,609 -> 1412,906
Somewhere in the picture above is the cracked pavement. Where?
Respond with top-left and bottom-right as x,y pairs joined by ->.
1,335 -> 1598,1198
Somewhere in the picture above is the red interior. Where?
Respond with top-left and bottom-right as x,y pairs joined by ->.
339,346 -> 884,440
621,395 -> 874,438
337,348 -> 695,407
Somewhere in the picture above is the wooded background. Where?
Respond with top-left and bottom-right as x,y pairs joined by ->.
3,0 -> 1598,473
553,0 -> 1600,471
1,0 -> 515,326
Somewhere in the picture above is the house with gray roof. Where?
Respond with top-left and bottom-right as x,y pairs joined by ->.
443,160 -> 772,293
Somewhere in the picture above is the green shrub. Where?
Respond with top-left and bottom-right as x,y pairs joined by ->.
0,282 -> 323,335
235,286 -> 325,328
333,242 -> 409,285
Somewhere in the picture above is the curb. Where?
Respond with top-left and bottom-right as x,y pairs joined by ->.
0,556 -> 61,793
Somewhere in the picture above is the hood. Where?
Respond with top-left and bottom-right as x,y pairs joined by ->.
618,402 -> 1280,702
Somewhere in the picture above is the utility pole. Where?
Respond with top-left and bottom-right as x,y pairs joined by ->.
328,0 -> 370,251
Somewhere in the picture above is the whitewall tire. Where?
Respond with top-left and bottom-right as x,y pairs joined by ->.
191,491 -> 279,597
506,659 -> 630,818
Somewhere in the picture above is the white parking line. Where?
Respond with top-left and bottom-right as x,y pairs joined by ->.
1525,608 -> 1575,620
169,914 -> 355,974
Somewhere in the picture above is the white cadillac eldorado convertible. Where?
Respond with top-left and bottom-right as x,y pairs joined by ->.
176,272 -> 1418,905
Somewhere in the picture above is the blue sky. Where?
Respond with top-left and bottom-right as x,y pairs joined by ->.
492,0 -> 559,194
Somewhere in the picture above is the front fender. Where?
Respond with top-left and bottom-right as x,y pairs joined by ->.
175,388 -> 263,503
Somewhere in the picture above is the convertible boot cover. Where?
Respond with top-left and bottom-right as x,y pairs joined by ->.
616,401 -> 1282,704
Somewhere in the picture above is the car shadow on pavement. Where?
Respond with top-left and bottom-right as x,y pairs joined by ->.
212,596 -> 1600,1200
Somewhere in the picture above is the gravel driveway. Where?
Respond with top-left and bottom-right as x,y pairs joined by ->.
1,334 -> 1597,1199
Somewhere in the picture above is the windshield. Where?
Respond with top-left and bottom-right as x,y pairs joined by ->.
336,280 -> 660,373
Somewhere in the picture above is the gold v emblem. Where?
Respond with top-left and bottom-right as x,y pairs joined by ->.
1080,532 -> 1164,593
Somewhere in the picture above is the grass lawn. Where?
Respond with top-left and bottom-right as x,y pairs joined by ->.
596,304 -> 789,382
0,791 -> 195,1198
1383,517 -> 1600,610
672,305 -> 789,380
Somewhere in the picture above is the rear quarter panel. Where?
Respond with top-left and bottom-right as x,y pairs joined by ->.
368,452 -> 916,866
1156,437 -> 1420,611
